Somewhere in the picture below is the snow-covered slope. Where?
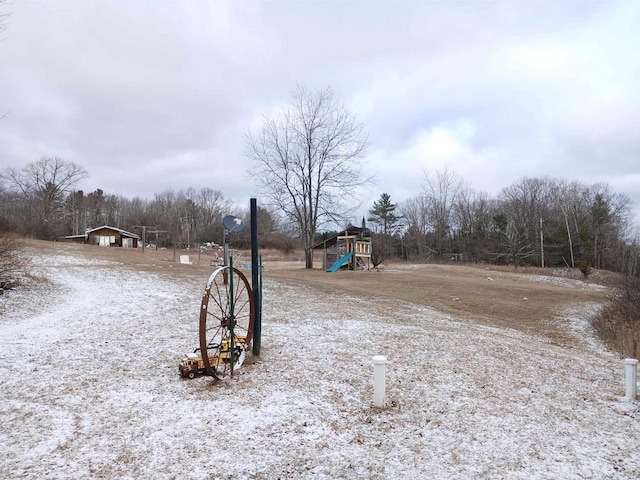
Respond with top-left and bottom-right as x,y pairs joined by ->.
1,251 -> 638,479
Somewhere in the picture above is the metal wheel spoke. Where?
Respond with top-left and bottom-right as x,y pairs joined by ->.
210,282 -> 227,314
205,324 -> 223,346
233,283 -> 247,307
234,296 -> 250,315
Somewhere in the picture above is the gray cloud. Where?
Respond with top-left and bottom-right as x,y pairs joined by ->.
1,0 -> 638,223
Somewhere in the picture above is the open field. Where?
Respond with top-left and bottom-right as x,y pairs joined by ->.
266,260 -> 613,350
1,240 -> 639,479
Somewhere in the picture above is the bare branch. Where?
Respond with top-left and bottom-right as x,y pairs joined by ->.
247,85 -> 370,268
1,157 -> 89,238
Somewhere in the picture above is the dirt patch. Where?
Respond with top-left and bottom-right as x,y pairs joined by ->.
264,261 -> 610,349
21,239 -> 610,348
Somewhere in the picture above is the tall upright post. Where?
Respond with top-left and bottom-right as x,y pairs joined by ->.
625,358 -> 638,400
540,217 -> 544,268
223,229 -> 229,267
259,254 -> 263,323
229,256 -> 235,376
250,198 -> 262,356
372,355 -> 388,407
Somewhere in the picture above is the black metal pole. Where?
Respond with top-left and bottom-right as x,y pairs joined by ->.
250,198 -> 261,356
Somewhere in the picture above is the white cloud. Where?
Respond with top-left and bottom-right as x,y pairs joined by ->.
511,44 -> 569,73
1,0 -> 639,224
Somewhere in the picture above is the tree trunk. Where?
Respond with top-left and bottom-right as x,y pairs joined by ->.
563,211 -> 574,268
305,247 -> 313,269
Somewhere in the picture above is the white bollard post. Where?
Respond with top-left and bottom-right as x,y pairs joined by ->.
625,358 -> 638,400
372,355 -> 387,407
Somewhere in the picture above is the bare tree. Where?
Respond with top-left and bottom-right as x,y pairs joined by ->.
246,85 -> 369,268
194,187 -> 231,243
453,188 -> 493,262
0,1 -> 9,38
400,195 -> 429,259
585,183 -> 631,270
64,190 -> 85,235
423,167 -> 466,259
550,179 -> 584,268
147,189 -> 182,244
1,157 -> 89,238
119,196 -> 149,233
0,0 -> 10,120
496,177 -> 551,268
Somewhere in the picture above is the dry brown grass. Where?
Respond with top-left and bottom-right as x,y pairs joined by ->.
592,278 -> 640,358
265,253 -> 612,349
23,239 -> 612,350
0,232 -> 26,290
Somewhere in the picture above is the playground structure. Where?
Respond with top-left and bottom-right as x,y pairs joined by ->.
315,226 -> 372,272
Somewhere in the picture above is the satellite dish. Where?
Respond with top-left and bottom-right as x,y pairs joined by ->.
223,215 -> 243,233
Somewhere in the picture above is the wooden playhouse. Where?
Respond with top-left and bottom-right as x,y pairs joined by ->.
313,226 -> 372,272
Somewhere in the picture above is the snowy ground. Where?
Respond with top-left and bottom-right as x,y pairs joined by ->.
1,248 -> 639,479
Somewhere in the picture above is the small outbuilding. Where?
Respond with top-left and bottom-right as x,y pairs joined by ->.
61,225 -> 140,248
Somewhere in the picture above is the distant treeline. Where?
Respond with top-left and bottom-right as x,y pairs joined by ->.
1,158 -> 639,276
1,186 -> 298,252
0,158 -> 295,251
365,171 -> 639,276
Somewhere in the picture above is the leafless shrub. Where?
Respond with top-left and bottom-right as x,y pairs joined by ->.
369,232 -> 392,268
592,275 -> 640,358
577,260 -> 593,279
371,246 -> 388,268
0,232 -> 25,292
265,233 -> 298,255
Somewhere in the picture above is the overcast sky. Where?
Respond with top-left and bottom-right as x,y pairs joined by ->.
1,0 -> 639,226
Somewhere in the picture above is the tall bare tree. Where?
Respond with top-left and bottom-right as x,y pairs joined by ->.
0,1 -> 9,38
0,157 -> 88,238
453,188 -> 493,262
423,166 -> 466,258
193,187 -> 231,243
496,177 -> 551,268
0,0 -> 10,120
550,179 -> 584,268
585,183 -> 631,270
247,85 -> 369,268
400,195 -> 430,259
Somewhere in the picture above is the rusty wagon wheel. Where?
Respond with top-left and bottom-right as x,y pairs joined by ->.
199,266 -> 255,380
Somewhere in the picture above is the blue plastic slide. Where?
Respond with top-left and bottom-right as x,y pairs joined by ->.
326,252 -> 353,272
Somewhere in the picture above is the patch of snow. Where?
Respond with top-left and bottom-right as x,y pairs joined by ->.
521,274 -> 607,290
551,303 -> 608,352
1,251 -> 639,479
27,252 -> 122,268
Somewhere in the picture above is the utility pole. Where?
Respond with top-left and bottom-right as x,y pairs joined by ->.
540,217 -> 545,268
133,225 -> 157,253
152,229 -> 167,249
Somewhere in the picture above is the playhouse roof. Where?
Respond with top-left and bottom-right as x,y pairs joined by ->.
312,226 -> 368,250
